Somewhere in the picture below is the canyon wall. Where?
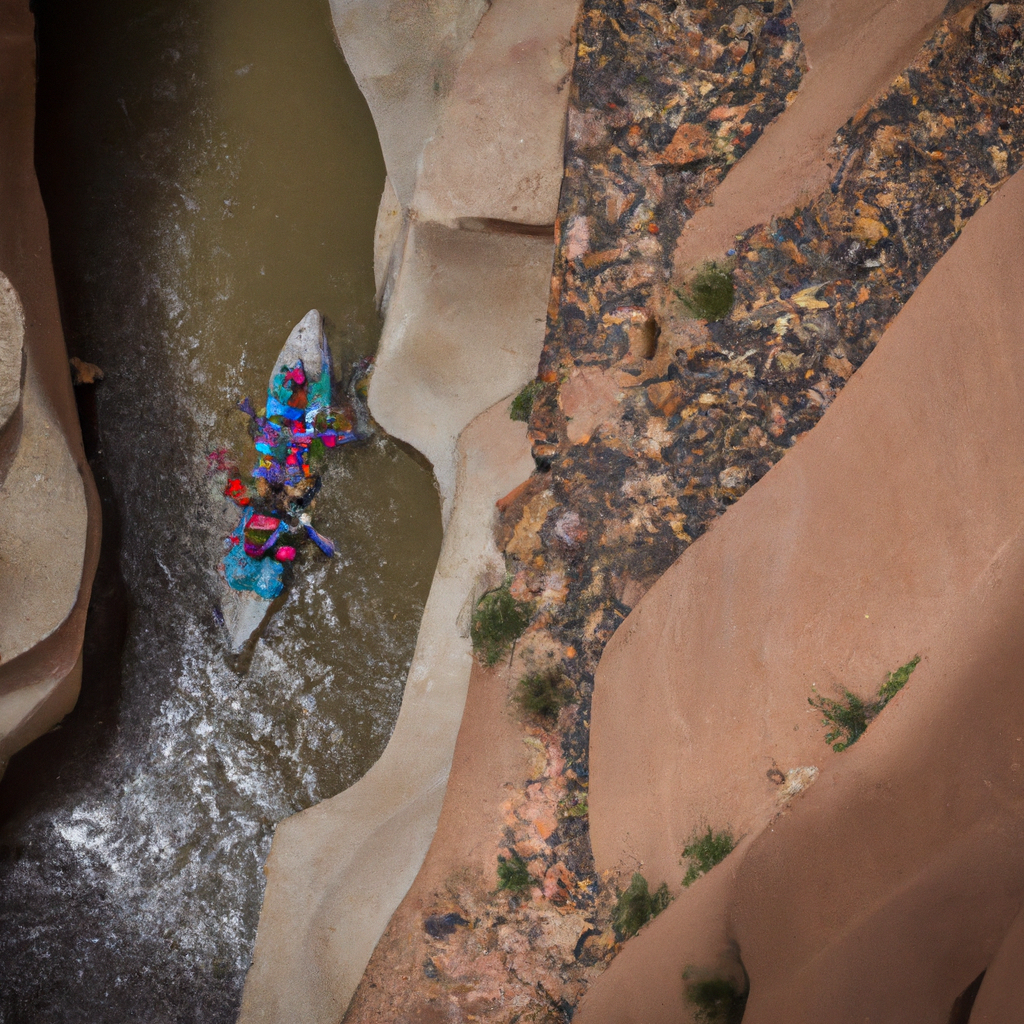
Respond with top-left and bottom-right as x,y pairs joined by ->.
580,161 -> 1024,1024
246,0 -> 1024,1020
0,0 -> 100,777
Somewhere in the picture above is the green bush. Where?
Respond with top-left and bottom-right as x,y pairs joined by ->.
682,827 -> 735,887
807,689 -> 871,752
878,654 -> 921,702
558,791 -> 589,818
611,872 -> 672,939
509,380 -> 544,422
497,852 -> 532,891
515,670 -> 569,720
686,977 -> 747,1024
809,655 -> 920,752
676,262 -> 735,321
470,584 -> 532,666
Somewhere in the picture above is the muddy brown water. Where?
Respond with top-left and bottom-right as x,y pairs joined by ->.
0,1 -> 441,1020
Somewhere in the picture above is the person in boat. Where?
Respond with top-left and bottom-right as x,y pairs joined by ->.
222,356 -> 360,597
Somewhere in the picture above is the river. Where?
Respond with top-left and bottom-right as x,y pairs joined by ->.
0,0 -> 440,1019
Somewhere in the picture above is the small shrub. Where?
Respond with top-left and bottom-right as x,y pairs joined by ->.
878,654 -> 921,702
471,584 -> 532,666
675,262 -> 735,321
809,655 -> 920,752
497,852 -> 532,891
682,827 -> 735,887
558,791 -> 589,818
516,670 -> 569,720
807,689 -> 871,752
686,977 -> 747,1024
611,872 -> 672,939
509,380 -> 544,422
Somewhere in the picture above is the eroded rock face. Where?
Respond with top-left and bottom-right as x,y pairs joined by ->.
364,0 -> 583,513
0,273 -> 24,451
340,0 -> 1024,1021
369,219 -> 556,517
412,0 -> 578,228
327,0 -> 491,209
0,0 -> 99,774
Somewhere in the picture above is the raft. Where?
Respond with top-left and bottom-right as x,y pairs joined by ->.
218,309 -> 358,653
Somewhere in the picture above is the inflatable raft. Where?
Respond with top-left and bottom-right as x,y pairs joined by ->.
218,309 -> 361,653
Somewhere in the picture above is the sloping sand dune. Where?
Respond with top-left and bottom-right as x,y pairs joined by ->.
580,160 -> 1024,1023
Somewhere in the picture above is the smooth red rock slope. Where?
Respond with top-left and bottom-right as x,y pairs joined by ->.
580,157 -> 1024,1024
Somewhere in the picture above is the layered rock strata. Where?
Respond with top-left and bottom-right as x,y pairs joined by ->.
0,0 -> 100,775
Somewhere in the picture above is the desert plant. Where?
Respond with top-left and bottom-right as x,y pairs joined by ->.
497,852 -> 532,891
558,791 -> 589,818
807,688 -> 872,752
682,827 -> 735,887
809,655 -> 921,752
509,380 -> 544,422
878,654 -> 921,702
470,584 -> 532,666
611,872 -> 672,939
675,261 -> 735,321
515,669 -> 569,720
686,977 -> 748,1024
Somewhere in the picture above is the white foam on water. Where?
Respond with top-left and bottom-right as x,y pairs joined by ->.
0,1 -> 440,1015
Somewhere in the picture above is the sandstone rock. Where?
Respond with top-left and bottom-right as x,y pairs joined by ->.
852,214 -> 889,243
0,272 -> 23,441
660,122 -> 713,166
0,0 -> 99,774
717,464 -> 749,492
0,382 -> 88,666
328,0 -> 489,207
372,175 -> 402,310
560,366 -> 625,445
368,219 -> 552,519
646,380 -> 683,417
68,356 -> 104,384
506,489 -> 556,562
413,0 -> 580,227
